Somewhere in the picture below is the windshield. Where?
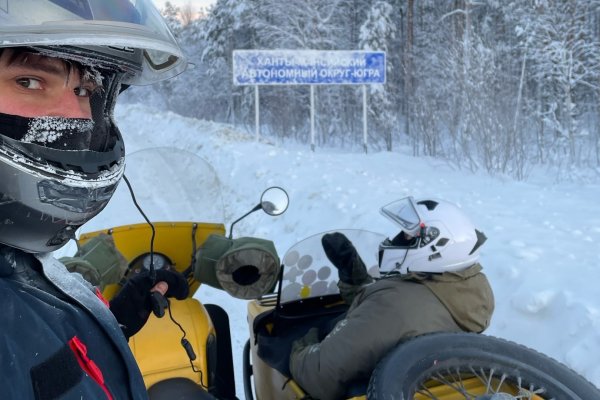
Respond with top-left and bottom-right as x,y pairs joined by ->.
80,147 -> 225,234
279,229 -> 386,304
379,196 -> 422,236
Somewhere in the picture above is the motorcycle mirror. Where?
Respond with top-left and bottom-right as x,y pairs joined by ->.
229,187 -> 289,239
260,186 -> 289,216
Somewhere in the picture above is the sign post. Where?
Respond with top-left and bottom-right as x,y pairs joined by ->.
363,85 -> 368,153
255,85 -> 259,142
232,50 -> 386,150
310,85 -> 315,151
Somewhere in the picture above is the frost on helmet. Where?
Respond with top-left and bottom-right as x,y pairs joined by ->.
23,117 -> 95,148
378,197 -> 487,274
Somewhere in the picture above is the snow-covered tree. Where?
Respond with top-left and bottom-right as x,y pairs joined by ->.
201,0 -> 256,124
161,2 -> 183,39
517,0 -> 600,169
119,0 -> 600,181
359,1 -> 397,150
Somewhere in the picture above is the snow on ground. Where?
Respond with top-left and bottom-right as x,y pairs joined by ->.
88,103 -> 600,395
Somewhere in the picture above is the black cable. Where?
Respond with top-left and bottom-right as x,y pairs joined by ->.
167,299 -> 207,387
122,174 -> 156,284
183,223 -> 198,280
123,175 -> 203,384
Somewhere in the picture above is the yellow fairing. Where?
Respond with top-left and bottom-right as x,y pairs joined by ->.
129,298 -> 214,388
79,221 -> 225,299
79,221 -> 225,390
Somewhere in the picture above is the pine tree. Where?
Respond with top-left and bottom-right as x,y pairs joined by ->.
359,1 -> 397,151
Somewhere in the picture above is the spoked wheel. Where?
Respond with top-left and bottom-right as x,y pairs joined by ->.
367,332 -> 600,400
408,366 -> 552,399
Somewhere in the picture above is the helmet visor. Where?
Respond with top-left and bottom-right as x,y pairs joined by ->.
380,196 -> 423,236
0,0 -> 186,84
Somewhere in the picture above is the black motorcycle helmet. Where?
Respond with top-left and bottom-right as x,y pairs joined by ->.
0,0 -> 187,252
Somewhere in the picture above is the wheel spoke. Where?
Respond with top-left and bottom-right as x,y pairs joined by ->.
431,371 -> 472,396
413,365 -> 553,400
415,386 -> 438,399
494,372 -> 507,393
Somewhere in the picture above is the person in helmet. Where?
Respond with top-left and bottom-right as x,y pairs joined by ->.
0,1 -> 191,399
289,197 -> 495,400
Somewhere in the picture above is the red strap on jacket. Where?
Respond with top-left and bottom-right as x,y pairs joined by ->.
95,287 -> 110,308
68,336 -> 113,400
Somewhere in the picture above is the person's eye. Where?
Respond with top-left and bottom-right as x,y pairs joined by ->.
75,85 -> 100,98
74,86 -> 91,97
16,77 -> 43,90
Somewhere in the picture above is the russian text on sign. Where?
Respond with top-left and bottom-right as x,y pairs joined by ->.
233,50 -> 386,86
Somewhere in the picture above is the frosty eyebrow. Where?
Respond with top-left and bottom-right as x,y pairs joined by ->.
9,60 -> 68,77
9,58 -> 100,90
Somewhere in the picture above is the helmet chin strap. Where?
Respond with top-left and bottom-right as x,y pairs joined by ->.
380,246 -> 410,278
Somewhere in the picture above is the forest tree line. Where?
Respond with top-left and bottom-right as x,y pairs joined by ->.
124,0 -> 600,181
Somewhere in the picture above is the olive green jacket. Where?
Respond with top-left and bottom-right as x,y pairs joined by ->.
289,263 -> 494,400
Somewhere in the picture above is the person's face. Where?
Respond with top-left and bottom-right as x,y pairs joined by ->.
0,50 -> 98,119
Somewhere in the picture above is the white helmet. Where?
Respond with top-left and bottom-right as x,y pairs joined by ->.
0,0 -> 186,253
378,197 -> 487,274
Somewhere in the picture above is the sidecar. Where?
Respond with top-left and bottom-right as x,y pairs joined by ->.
244,230 -> 600,400
245,229 -> 382,400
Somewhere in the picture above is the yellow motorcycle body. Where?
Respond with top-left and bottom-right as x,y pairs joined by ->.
79,221 -> 227,394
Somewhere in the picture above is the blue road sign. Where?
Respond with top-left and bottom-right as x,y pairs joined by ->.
233,50 -> 386,85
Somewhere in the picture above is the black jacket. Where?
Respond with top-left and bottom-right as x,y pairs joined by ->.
0,245 -> 147,400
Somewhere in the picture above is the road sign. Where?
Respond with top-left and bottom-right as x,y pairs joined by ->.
233,50 -> 386,85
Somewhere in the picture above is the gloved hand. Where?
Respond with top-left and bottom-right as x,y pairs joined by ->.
290,327 -> 320,356
109,269 -> 189,339
321,232 -> 372,286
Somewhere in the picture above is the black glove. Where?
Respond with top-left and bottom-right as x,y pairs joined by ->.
290,327 -> 320,356
109,269 -> 189,339
321,232 -> 372,285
